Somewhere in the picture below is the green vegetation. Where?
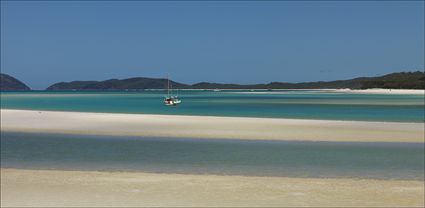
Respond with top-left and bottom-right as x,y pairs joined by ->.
41,70 -> 425,90
46,77 -> 189,90
2,71 -> 423,91
361,71 -> 424,89
191,72 -> 424,90
0,73 -> 31,91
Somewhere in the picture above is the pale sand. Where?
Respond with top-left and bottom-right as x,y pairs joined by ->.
230,88 -> 425,95
1,168 -> 423,207
333,88 -> 425,95
1,109 -> 424,143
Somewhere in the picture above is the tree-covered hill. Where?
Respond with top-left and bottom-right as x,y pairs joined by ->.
46,77 -> 189,90
0,73 -> 31,91
45,71 -> 424,90
361,71 -> 424,89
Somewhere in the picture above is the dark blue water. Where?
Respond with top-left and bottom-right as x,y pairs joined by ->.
1,91 -> 424,122
1,132 -> 424,180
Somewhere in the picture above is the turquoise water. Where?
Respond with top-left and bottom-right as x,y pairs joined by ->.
1,90 -> 424,122
1,132 -> 424,180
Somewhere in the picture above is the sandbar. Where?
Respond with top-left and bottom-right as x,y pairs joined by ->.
1,109 -> 424,143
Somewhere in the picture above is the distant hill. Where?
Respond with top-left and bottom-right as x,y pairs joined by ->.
192,82 -> 251,89
192,71 -> 424,90
192,77 -> 371,89
47,81 -> 101,91
0,73 -> 31,91
361,71 -> 425,89
46,77 -> 189,90
46,71 -> 425,90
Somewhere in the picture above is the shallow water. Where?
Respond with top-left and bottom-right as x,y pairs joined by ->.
1,132 -> 424,180
1,90 -> 424,122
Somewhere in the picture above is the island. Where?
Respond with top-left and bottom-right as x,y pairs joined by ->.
45,71 -> 424,90
0,73 -> 31,91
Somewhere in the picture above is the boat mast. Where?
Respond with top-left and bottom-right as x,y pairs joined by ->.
167,74 -> 170,97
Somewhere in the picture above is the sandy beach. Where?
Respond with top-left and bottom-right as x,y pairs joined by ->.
333,88 -> 425,95
231,88 -> 425,95
1,168 -> 423,207
2,108 -> 423,207
1,109 -> 424,143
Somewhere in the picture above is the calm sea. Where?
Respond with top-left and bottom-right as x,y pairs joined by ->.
1,91 -> 424,179
1,90 -> 424,122
1,132 -> 424,180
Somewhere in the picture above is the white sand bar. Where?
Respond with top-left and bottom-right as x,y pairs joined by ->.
333,88 -> 425,95
1,168 -> 423,207
229,88 -> 425,95
1,109 -> 423,143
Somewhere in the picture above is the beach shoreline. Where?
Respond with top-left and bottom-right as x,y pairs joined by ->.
2,88 -> 424,94
1,109 -> 424,143
1,168 -> 423,207
333,88 -> 425,95
228,88 -> 425,95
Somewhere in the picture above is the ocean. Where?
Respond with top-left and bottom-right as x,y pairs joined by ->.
1,132 -> 424,180
1,90 -> 424,122
1,90 -> 424,180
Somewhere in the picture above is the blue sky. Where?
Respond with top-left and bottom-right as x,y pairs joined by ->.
1,1 -> 424,89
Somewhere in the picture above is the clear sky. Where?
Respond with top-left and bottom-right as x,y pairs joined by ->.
1,1 -> 424,89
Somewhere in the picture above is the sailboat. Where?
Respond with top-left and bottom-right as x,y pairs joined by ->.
164,76 -> 181,106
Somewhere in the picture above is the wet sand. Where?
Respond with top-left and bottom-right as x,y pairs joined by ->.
1,109 -> 424,207
1,168 -> 423,207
